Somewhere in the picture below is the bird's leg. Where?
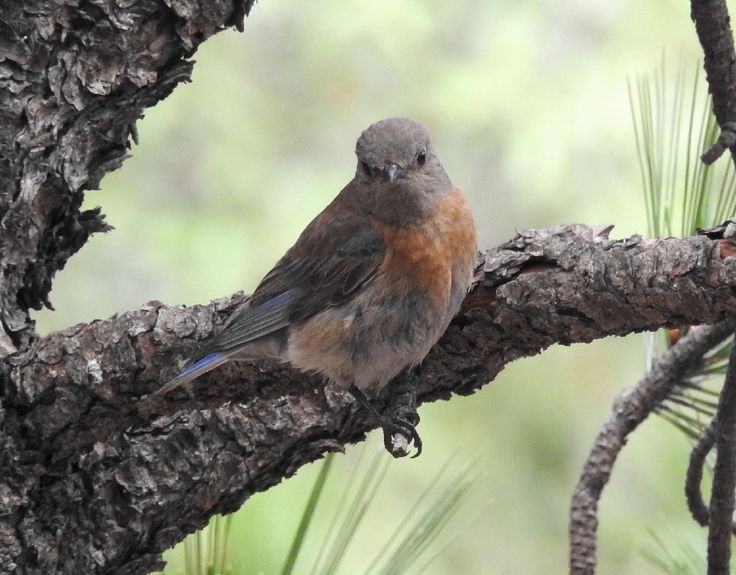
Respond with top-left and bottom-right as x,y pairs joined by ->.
349,370 -> 422,458
386,369 -> 422,457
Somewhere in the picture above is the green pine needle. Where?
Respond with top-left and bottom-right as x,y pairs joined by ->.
374,461 -> 482,575
309,445 -> 372,575
319,450 -> 391,575
363,452 -> 462,575
281,453 -> 335,575
169,514 -> 233,575
630,57 -> 734,242
305,444 -> 483,575
631,58 -> 736,439
641,528 -> 706,574
161,437 -> 482,575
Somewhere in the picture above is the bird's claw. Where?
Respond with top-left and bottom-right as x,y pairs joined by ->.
347,382 -> 422,458
382,413 -> 422,458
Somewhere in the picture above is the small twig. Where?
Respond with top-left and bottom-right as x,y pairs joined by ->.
686,415 -> 719,527
684,408 -> 736,537
707,332 -> 736,574
690,0 -> 736,167
701,122 -> 736,165
569,321 -> 736,575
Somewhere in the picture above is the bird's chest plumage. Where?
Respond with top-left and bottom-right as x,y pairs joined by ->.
287,188 -> 476,392
377,190 -> 474,307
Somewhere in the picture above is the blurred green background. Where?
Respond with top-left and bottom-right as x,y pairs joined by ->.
35,0 -> 726,572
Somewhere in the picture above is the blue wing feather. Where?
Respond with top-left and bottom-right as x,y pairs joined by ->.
193,290 -> 294,357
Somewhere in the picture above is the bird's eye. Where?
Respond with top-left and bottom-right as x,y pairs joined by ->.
361,161 -> 373,177
416,149 -> 427,166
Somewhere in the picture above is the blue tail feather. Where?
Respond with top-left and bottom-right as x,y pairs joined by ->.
180,352 -> 226,376
151,351 -> 229,397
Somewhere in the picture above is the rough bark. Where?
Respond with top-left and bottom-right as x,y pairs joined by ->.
691,0 -> 736,130
566,2 -> 736,573
570,320 -> 736,575
1,1 -> 248,572
0,0 -> 253,354
1,223 -> 736,573
4,1 -> 736,574
708,333 -> 736,574
691,0 -> 736,164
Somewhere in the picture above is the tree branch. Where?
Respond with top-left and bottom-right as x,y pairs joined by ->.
2,223 -> 736,573
4,0 -> 736,573
1,1 -> 255,572
691,0 -> 736,128
686,414 -> 719,529
0,0 -> 255,352
690,0 -> 736,164
708,333 -> 736,574
569,320 -> 736,575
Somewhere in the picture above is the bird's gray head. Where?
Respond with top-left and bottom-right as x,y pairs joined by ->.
350,118 -> 452,226
354,118 -> 449,186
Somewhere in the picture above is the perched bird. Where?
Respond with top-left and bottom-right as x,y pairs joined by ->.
153,117 -> 477,456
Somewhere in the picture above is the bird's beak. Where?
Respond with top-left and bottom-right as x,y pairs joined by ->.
383,163 -> 403,183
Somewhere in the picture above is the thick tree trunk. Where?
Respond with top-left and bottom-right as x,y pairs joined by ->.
3,1 -> 736,574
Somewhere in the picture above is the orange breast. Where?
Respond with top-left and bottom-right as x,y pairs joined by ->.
375,187 -> 476,305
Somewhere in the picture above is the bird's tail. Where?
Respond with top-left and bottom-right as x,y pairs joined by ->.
150,351 -> 232,397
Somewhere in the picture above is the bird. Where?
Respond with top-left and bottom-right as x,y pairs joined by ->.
152,117 -> 477,457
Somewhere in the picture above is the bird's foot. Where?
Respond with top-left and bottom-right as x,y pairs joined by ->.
381,411 -> 422,458
384,369 -> 422,458
349,382 -> 422,458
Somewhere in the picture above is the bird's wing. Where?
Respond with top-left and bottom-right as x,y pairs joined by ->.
190,194 -> 386,360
